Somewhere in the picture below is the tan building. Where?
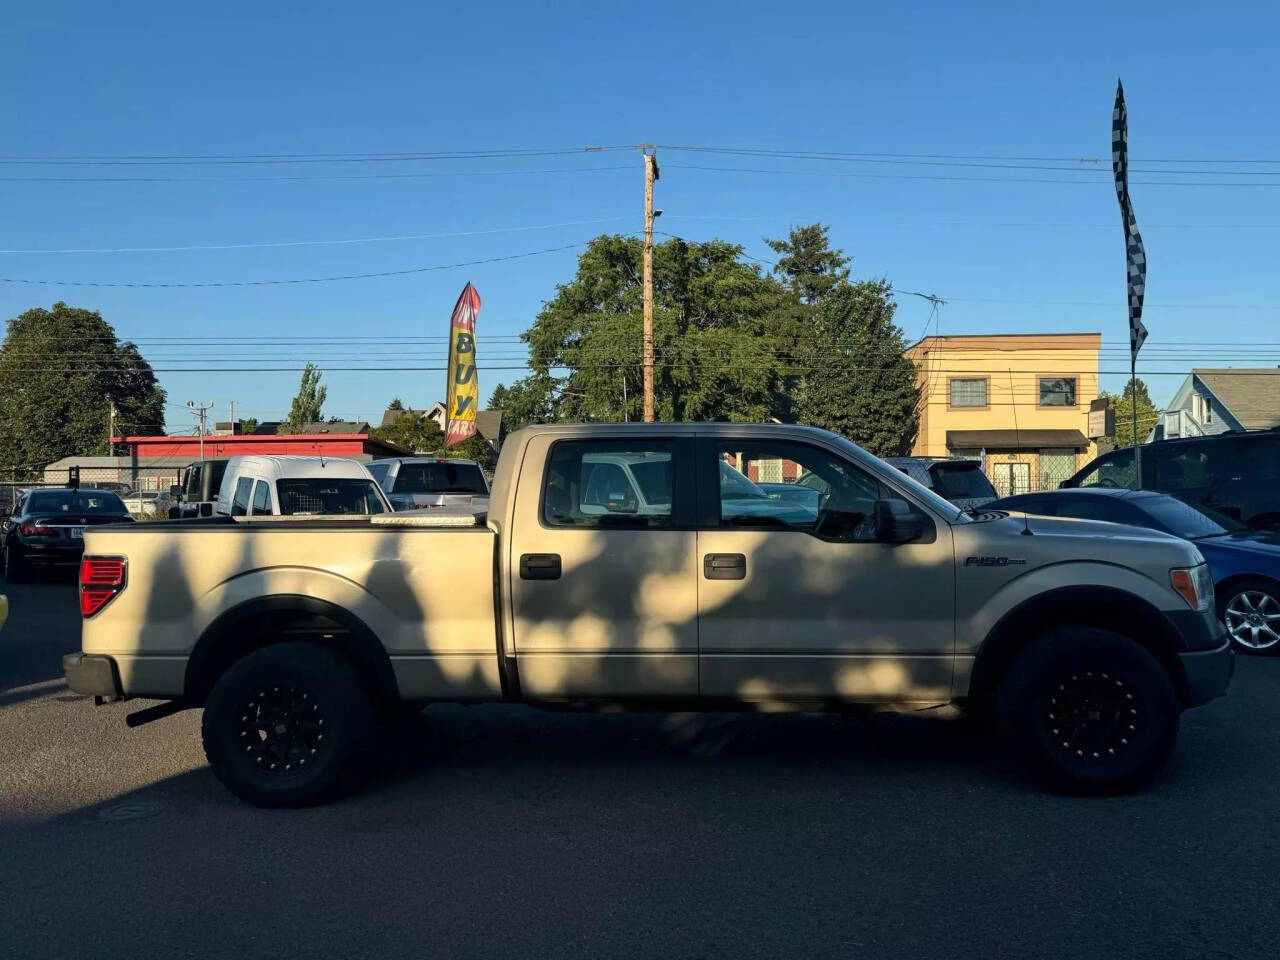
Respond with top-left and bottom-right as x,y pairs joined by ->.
906,332 -> 1101,496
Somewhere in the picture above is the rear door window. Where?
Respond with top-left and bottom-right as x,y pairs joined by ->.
251,480 -> 272,515
543,441 -> 678,528
231,477 -> 254,516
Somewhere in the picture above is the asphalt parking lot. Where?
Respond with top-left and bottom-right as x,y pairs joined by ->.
1,573 -> 1277,960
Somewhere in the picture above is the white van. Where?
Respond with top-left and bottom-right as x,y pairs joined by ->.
214,456 -> 392,517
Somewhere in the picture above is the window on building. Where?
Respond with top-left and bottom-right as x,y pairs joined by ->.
1038,377 -> 1077,407
949,378 -> 987,408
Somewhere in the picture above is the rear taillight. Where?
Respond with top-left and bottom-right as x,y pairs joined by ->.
20,521 -> 53,537
80,556 -> 126,617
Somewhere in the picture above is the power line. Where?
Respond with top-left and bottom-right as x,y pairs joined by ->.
0,165 -> 634,184
0,146 -> 635,166
0,242 -> 591,288
0,217 -> 632,254
666,163 -> 1280,188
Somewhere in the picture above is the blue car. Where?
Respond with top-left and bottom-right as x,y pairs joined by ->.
991,487 -> 1280,655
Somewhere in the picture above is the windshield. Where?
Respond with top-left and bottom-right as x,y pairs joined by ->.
275,479 -> 388,516
1140,495 -> 1246,539
27,490 -> 128,515
928,463 -> 997,501
394,462 -> 488,495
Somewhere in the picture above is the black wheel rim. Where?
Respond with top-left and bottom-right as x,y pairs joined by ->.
238,683 -> 327,776
1043,669 -> 1139,762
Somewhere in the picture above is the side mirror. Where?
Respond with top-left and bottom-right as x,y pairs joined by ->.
169,485 -> 183,500
875,498 -> 924,543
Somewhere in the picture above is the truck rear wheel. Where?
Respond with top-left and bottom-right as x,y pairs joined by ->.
201,642 -> 375,807
998,627 -> 1179,794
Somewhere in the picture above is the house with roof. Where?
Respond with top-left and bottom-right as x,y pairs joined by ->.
1154,368 -> 1280,439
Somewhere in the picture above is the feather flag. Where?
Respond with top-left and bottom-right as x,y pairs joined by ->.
1113,80 -> 1148,358
444,282 -> 481,447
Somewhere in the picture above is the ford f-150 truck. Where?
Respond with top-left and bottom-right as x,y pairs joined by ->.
63,423 -> 1233,806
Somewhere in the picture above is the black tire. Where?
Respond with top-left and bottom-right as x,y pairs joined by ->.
1219,579 -> 1280,655
998,627 -> 1180,794
201,642 -> 376,808
3,539 -> 28,584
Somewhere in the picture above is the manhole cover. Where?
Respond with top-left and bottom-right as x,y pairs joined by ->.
96,801 -> 164,822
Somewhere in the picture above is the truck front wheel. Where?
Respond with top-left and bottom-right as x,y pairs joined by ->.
998,627 -> 1180,794
201,642 -> 375,807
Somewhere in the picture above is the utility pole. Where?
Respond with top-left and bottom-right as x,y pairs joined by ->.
187,401 -> 213,461
107,401 -> 116,457
229,400 -> 235,433
642,147 -> 659,423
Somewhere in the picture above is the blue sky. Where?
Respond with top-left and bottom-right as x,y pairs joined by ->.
3,0 -> 1279,431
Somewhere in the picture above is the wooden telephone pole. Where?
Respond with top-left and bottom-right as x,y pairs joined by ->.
642,148 -> 659,422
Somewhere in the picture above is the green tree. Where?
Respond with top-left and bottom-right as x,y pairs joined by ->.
371,411 -> 445,453
506,234 -> 793,423
238,417 -> 259,434
1100,378 -> 1159,447
0,303 -> 165,478
277,363 -> 327,434
487,380 -> 553,432
790,280 -> 920,457
766,223 -> 851,305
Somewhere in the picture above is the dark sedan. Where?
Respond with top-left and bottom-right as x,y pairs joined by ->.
2,488 -> 134,582
991,487 -> 1280,655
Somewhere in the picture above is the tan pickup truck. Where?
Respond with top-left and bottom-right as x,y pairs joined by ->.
64,423 -> 1233,806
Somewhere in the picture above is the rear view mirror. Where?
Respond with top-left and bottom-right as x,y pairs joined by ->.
875,499 -> 924,543
169,485 -> 183,499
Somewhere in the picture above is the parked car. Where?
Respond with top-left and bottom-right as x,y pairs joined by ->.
990,487 -> 1280,655
215,456 -> 391,516
884,457 -> 998,512
2,488 -> 134,581
169,458 -> 230,518
64,423 -> 1230,806
366,456 -> 491,513
121,490 -> 167,519
1062,429 -> 1280,532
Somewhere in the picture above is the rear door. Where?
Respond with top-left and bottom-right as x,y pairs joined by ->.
695,434 -> 955,703
508,433 -> 699,698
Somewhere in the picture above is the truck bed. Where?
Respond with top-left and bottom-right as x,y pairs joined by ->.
79,519 -> 501,701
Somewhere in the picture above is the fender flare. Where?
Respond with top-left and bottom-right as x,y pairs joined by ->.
967,584 -> 1188,705
184,594 -> 398,705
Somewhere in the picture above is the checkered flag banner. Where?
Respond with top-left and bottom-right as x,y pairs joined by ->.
1113,80 -> 1148,357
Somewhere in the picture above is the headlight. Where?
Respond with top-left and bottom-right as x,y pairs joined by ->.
1170,563 -> 1214,613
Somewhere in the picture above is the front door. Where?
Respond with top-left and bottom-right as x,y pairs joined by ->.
992,461 -> 1030,497
508,434 -> 699,699
696,436 -> 955,703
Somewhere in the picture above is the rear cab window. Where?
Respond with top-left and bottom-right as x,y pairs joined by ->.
393,461 -> 489,495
